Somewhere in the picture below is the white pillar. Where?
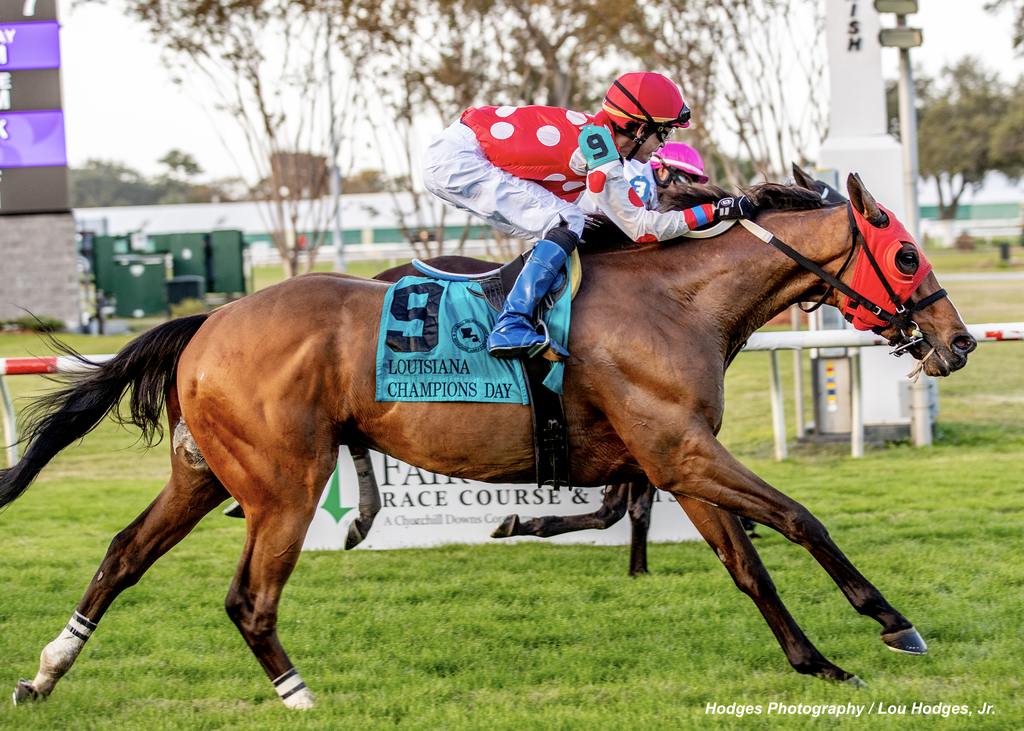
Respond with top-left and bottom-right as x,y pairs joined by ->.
1,377 -> 18,467
819,1 -> 905,217
790,306 -> 805,437
850,350 -> 864,458
769,351 -> 788,461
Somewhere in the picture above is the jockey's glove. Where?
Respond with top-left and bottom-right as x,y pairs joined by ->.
713,195 -> 756,221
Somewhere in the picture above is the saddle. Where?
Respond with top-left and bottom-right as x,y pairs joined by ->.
412,249 -> 583,307
410,249 -> 583,490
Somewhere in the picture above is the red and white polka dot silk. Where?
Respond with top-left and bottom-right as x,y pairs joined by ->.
461,105 -> 594,202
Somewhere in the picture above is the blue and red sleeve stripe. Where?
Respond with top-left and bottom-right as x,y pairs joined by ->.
682,203 -> 714,230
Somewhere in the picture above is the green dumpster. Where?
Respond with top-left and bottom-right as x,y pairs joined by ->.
110,255 -> 168,318
170,233 -> 208,279
208,230 -> 246,294
91,235 -> 131,295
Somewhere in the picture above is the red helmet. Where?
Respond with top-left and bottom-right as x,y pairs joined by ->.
602,72 -> 690,129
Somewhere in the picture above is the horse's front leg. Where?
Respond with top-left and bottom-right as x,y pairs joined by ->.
643,431 -> 926,655
491,484 -> 629,538
626,482 -> 654,576
677,496 -> 863,684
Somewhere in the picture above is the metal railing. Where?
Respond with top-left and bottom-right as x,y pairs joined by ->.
3,324 -> 1022,467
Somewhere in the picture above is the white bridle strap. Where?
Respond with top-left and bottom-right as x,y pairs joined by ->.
738,218 -> 774,243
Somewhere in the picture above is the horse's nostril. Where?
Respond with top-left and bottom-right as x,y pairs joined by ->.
952,334 -> 977,356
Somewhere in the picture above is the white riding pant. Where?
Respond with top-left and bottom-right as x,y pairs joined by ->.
422,121 -> 586,241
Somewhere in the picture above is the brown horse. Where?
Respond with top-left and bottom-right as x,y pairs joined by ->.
2,175 -> 976,708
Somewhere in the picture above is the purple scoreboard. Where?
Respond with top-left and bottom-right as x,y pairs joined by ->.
0,0 -> 68,214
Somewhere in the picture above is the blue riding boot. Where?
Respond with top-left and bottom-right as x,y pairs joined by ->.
487,238 -> 570,359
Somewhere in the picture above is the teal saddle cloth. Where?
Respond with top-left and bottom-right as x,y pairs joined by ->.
375,267 -> 572,403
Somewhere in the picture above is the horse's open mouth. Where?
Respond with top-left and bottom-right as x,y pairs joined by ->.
910,337 -> 970,377
895,333 -> 969,378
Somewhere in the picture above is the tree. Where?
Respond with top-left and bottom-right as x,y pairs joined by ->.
328,0 -> 659,257
917,58 -> 1021,220
69,159 -> 161,207
68,157 -> 240,207
122,0 -> 354,276
989,77 -> 1024,179
986,0 -> 1024,53
342,169 -> 391,194
159,149 -> 204,179
630,0 -> 827,184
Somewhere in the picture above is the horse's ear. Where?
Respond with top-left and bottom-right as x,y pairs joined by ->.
792,163 -> 816,191
847,173 -> 888,226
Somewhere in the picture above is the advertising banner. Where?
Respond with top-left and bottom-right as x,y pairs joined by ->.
0,110 -> 66,167
0,1 -> 66,214
0,21 -> 60,69
303,448 -> 701,551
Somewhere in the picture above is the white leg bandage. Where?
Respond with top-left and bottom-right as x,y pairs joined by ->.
32,612 -> 96,694
273,668 -> 315,709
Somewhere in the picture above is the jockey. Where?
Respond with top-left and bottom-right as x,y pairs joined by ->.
651,141 -> 710,190
423,72 -> 755,359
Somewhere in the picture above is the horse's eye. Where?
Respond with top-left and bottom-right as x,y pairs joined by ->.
895,244 -> 919,274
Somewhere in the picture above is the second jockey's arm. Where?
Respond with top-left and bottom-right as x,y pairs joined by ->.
574,124 -> 753,244
580,153 -> 713,243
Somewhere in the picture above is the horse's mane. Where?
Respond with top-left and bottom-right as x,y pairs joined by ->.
581,182 -> 827,254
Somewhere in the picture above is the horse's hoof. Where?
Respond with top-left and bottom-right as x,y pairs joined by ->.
12,680 -> 41,706
223,501 -> 245,519
490,514 -> 520,539
282,687 -> 315,709
882,626 -> 928,655
845,675 -> 867,688
344,521 -> 366,550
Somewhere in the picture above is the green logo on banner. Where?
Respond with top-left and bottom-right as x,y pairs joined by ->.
320,465 -> 354,523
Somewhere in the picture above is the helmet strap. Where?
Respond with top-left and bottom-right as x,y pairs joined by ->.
611,121 -> 653,161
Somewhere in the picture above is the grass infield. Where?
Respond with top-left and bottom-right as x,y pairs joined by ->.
0,277 -> 1021,729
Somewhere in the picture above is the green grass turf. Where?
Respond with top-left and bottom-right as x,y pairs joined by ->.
0,278 -> 1021,729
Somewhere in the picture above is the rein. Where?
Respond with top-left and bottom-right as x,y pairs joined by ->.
735,204 -> 949,347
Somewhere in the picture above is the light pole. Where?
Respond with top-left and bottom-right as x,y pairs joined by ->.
878,1 -> 929,446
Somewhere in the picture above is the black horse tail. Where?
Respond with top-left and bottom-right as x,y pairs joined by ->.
0,314 -> 209,511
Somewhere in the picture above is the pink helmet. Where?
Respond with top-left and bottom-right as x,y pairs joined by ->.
651,142 -> 708,184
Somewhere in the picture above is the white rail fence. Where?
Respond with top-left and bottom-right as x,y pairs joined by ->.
3,323 -> 1023,468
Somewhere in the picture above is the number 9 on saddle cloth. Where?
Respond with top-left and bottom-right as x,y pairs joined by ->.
374,253 -> 577,488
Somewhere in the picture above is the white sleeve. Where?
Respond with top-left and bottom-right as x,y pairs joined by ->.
584,157 -> 705,243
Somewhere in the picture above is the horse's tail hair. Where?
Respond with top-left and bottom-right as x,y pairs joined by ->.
0,314 -> 209,511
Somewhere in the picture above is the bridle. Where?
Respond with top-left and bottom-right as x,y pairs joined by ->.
735,204 -> 949,353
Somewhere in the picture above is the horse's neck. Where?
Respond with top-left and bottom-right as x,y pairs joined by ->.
629,207 -> 850,356
716,208 -> 851,346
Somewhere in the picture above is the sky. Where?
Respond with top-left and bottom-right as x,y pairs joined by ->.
55,1 -> 1024,182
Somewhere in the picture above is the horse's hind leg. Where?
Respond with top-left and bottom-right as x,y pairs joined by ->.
224,495 -> 323,709
344,446 -> 381,549
677,496 -> 862,685
491,483 -> 629,538
627,482 -> 654,576
12,452 -> 227,704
